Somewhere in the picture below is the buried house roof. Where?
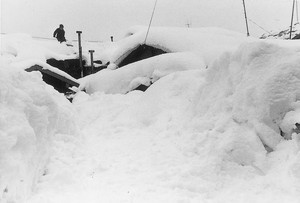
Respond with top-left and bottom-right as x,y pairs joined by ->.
1,33 -> 81,93
93,26 -> 255,67
79,26 -> 257,94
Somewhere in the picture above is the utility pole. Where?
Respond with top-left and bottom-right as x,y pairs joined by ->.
76,31 -> 83,77
290,0 -> 296,39
296,0 -> 299,23
242,0 -> 250,37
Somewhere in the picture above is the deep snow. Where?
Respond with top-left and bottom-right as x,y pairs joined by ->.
1,27 -> 300,203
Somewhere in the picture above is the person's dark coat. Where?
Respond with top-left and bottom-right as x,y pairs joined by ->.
53,28 -> 66,43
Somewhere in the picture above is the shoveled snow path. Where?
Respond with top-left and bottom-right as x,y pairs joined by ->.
28,91 -> 220,202
27,90 -> 300,203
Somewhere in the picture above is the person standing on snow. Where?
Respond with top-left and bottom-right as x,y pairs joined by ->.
53,24 -> 66,43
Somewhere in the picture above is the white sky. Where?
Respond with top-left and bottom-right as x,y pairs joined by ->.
1,0 -> 297,42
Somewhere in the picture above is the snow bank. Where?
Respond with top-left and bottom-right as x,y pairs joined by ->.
0,66 -> 78,202
191,41 -> 300,149
99,41 -> 300,202
232,42 -> 300,143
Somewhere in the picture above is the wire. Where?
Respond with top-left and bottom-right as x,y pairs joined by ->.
144,0 -> 158,44
248,18 -> 272,35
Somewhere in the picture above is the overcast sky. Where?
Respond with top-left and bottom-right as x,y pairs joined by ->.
1,0 -> 297,42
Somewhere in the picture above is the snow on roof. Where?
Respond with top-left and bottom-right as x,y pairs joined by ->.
79,26 -> 257,94
1,33 -> 77,62
1,33 -> 80,85
93,26 -> 255,66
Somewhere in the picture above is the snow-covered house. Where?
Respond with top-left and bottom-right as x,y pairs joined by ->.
80,26 -> 254,94
0,27 -> 258,94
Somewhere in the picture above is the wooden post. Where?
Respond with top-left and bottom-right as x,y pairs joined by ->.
89,50 -> 95,74
76,31 -> 83,77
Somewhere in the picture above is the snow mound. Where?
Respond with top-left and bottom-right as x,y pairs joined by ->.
124,40 -> 300,172
0,67 -> 78,202
99,41 -> 300,202
199,41 -> 300,149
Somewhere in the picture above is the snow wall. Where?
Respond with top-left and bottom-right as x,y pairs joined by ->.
113,40 -> 300,150
103,41 -> 300,202
0,67 -> 78,202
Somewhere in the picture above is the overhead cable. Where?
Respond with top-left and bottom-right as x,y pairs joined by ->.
144,0 -> 158,44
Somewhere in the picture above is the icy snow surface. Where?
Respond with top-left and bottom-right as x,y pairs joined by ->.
1,27 -> 300,203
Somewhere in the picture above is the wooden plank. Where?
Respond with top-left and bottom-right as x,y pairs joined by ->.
26,65 -> 80,87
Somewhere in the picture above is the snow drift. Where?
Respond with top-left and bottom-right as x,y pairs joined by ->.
0,66 -> 78,202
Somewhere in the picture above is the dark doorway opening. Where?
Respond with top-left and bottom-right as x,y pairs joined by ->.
118,44 -> 167,67
46,58 -> 85,79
